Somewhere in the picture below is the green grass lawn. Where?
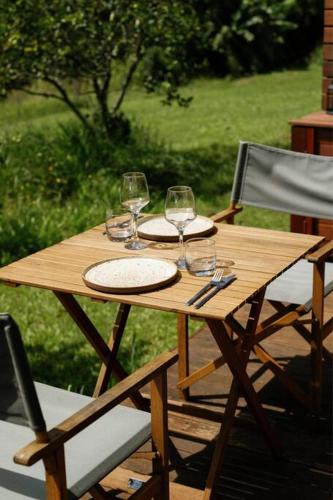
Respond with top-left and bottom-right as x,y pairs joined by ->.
0,58 -> 323,392
124,69 -> 321,150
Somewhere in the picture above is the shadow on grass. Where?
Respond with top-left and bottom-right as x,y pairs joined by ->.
28,342 -> 102,395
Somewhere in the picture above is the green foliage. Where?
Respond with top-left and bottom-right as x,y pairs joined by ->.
0,0 -> 199,137
0,121 -> 227,266
194,0 -> 322,76
0,122 -> 216,200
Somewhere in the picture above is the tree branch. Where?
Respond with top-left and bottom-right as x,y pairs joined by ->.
43,76 -> 95,135
112,40 -> 143,114
93,72 -> 113,137
19,88 -> 64,101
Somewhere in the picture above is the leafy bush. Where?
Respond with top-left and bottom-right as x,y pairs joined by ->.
0,120 -> 233,266
194,0 -> 323,76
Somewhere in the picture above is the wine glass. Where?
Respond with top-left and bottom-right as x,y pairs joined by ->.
120,172 -> 150,250
165,186 -> 196,269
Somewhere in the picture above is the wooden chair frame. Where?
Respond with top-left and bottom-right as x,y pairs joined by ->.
10,350 -> 177,500
177,204 -> 333,414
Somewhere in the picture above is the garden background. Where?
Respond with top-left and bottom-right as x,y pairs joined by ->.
0,0 -> 324,393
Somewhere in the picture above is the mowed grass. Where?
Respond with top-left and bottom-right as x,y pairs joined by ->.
0,58 -> 322,392
124,68 -> 321,150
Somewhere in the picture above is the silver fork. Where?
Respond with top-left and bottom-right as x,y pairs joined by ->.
194,273 -> 236,309
185,269 -> 224,306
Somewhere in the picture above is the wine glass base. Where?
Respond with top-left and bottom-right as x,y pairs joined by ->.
125,239 -> 148,250
176,258 -> 187,270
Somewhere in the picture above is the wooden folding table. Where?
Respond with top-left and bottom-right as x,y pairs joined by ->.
0,221 -> 323,498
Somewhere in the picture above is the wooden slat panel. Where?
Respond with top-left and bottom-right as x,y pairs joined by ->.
323,60 -> 333,77
291,126 -> 307,152
325,10 -> 333,26
319,141 -> 333,156
322,76 -> 332,95
324,27 -> 333,43
324,44 -> 333,60
318,219 -> 333,239
325,0 -> 333,9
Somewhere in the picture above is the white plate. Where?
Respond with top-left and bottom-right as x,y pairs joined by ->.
82,257 -> 178,293
138,215 -> 215,242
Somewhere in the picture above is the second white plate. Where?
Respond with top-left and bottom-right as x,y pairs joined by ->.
138,215 -> 215,242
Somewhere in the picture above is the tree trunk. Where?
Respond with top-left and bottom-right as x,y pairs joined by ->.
93,74 -> 113,140
44,77 -> 96,137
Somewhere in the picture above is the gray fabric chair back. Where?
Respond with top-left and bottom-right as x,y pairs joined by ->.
231,142 -> 333,219
0,313 -> 46,432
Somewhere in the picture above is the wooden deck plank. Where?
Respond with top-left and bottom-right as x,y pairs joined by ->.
116,297 -> 333,499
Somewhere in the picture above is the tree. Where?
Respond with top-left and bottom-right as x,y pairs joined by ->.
0,0 -> 199,139
193,0 -> 322,77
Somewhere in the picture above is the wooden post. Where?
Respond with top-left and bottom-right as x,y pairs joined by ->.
311,261 -> 325,414
323,0 -> 333,110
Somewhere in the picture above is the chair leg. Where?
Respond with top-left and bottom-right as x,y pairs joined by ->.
311,261 -> 325,415
151,371 -> 169,500
88,484 -> 109,499
43,446 -> 68,500
177,313 -> 190,400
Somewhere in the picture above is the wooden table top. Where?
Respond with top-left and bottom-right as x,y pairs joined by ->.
0,222 -> 323,321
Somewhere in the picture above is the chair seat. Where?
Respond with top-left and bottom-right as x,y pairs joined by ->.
265,259 -> 333,311
0,382 -> 151,499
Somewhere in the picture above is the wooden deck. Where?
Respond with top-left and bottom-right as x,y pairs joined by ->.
92,297 -> 333,499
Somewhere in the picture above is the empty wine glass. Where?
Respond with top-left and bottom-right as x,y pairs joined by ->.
120,172 -> 150,250
165,186 -> 196,269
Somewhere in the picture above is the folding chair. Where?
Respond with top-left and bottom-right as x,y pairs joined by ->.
0,313 -> 177,499
178,141 -> 333,413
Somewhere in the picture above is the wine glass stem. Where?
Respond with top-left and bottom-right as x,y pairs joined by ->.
132,212 -> 140,241
179,228 -> 185,262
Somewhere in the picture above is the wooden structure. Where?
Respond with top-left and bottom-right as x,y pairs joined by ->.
323,0 -> 333,110
289,0 -> 333,239
0,221 -> 324,498
290,113 -> 333,238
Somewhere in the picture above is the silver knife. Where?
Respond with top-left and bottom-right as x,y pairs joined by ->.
185,272 -> 235,306
194,275 -> 237,309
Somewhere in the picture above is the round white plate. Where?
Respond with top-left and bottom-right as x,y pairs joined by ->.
82,257 -> 178,293
138,215 -> 215,242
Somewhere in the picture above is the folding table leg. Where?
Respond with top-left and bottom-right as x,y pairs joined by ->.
204,291 -> 282,498
94,303 -> 131,396
177,313 -> 190,400
54,292 -> 148,410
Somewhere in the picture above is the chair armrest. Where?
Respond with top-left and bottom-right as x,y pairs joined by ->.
306,241 -> 333,263
14,350 -> 178,466
210,205 -> 242,223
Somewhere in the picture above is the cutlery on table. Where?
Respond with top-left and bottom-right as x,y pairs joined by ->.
185,270 -> 236,307
185,269 -> 224,306
193,273 -> 236,309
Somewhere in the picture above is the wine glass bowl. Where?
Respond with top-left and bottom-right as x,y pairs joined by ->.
165,186 -> 196,269
120,172 -> 150,250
